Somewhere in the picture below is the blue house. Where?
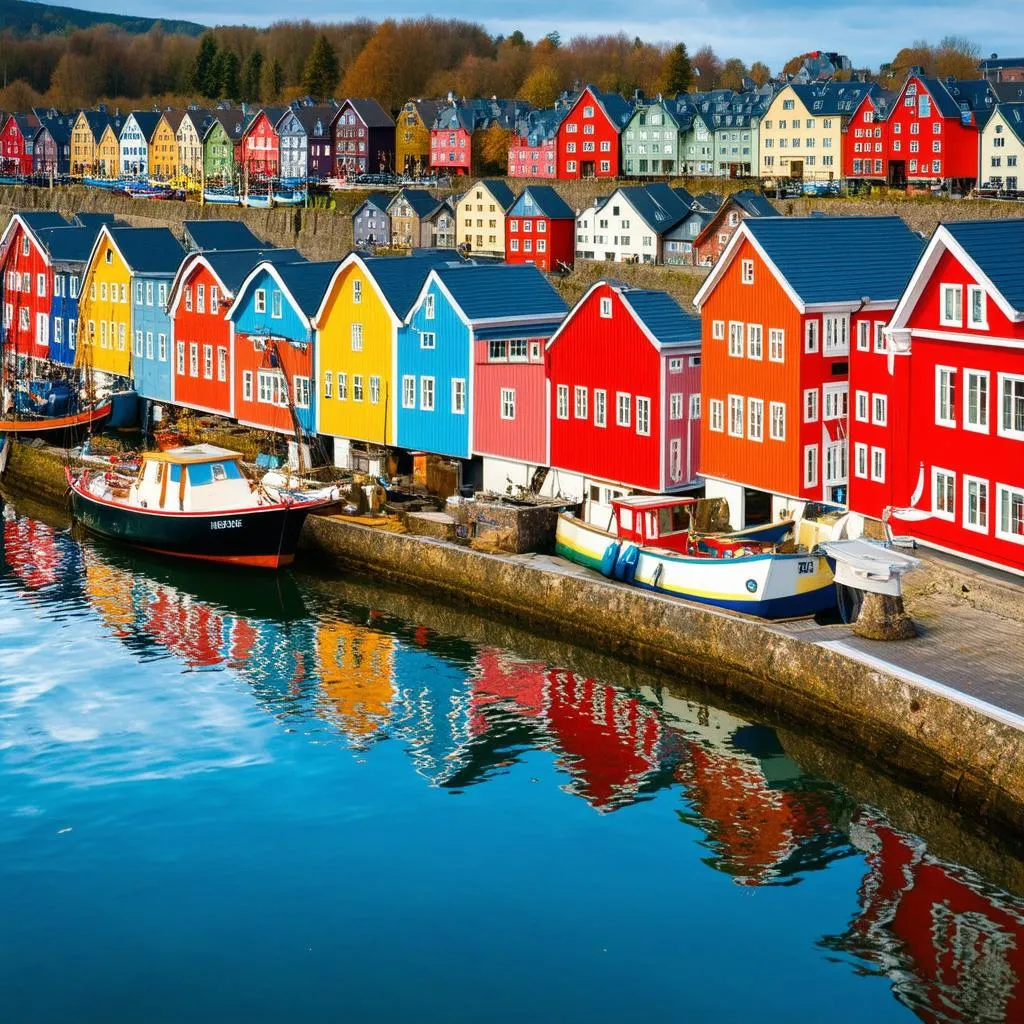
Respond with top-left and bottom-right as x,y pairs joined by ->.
396,263 -> 567,463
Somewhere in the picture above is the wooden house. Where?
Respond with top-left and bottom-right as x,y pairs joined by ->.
507,107 -> 562,179
277,103 -> 339,181
430,97 -> 528,176
693,216 -> 923,529
1,113 -> 39,176
118,111 -> 161,179
396,99 -> 443,178
70,110 -> 115,178
842,90 -> 893,182
546,281 -> 702,522
176,109 -> 210,180
621,96 -> 695,177
505,186 -> 575,272
691,189 -> 778,267
241,107 -> 285,182
151,111 -> 185,179
32,113 -> 74,177
556,85 -> 633,179
334,97 -> 394,176
388,189 -> 452,249
96,119 -> 124,178
848,220 -> 1024,575
227,260 -> 340,436
351,193 -> 391,249
454,179 -> 516,257
203,110 -> 247,183
980,99 -> 1024,190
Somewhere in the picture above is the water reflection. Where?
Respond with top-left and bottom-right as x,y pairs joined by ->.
2,498 -> 1023,1023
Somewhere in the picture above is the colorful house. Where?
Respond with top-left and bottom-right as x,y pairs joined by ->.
556,85 -> 633,179
686,89 -> 774,178
507,107 -> 563,179
980,101 -> 1024,190
227,259 -> 340,436
70,110 -> 113,177
388,189 -> 454,249
277,103 -> 339,181
203,109 -> 247,183
176,108 -> 210,180
96,120 -> 124,178
151,111 -> 184,179
32,113 -> 74,177
842,90 -> 893,182
396,99 -> 443,178
546,281 -> 702,520
693,216 -> 923,528
430,97 -> 527,176
621,95 -> 694,177
505,186 -> 575,272
314,252 -> 452,462
168,246 -> 302,417
1,112 -> 39,176
119,111 -> 162,179
241,107 -> 285,181
0,211 -> 70,364
691,189 -> 779,267
334,97 -> 394,176
397,264 -> 566,468
454,179 -> 516,257
351,193 -> 391,249
849,220 -> 1024,575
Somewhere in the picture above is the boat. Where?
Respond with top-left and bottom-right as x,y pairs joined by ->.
66,444 -> 333,568
242,194 -> 273,209
272,190 -> 306,207
203,189 -> 241,206
0,400 -> 112,440
260,469 -> 343,505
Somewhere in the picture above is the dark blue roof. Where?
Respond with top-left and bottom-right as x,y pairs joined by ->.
127,111 -> 162,141
391,188 -> 442,219
37,226 -> 102,263
943,220 -> 1024,312
996,102 -> 1024,144
744,216 -> 924,305
472,179 -> 517,211
72,213 -> 121,230
183,220 -> 267,251
434,264 -> 568,322
731,189 -> 778,217
15,211 -> 69,233
361,253 -> 459,319
474,322 -> 561,340
356,192 -> 391,216
509,185 -> 574,220
79,110 -> 112,142
620,287 -> 701,345
583,86 -> 634,129
790,81 -> 878,117
617,183 -> 692,233
273,261 -> 343,316
108,227 -> 185,275
202,248 -> 305,295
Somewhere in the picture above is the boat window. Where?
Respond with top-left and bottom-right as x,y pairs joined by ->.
618,508 -> 633,532
211,463 -> 227,482
658,505 -> 691,536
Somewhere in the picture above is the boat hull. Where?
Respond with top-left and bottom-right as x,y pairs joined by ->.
554,513 -> 620,576
67,473 -> 325,569
0,402 -> 112,440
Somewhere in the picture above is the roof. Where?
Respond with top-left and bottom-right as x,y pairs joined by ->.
146,443 -> 242,465
272,260 -> 343,316
407,99 -> 445,126
360,252 -> 460,319
38,224 -> 118,263
614,183 -> 692,233
389,188 -> 442,218
787,81 -> 879,117
77,110 -> 112,142
183,220 -> 266,251
994,102 -> 1024,144
204,109 -> 249,141
993,82 -> 1024,103
36,114 -> 74,146
579,85 -> 634,130
355,192 -> 391,216
730,189 -> 778,217
160,110 -> 186,132
510,185 -> 574,220
106,226 -> 186,274
980,56 -> 1024,71
341,97 -> 394,128
72,212 -> 121,230
287,104 -> 340,136
910,76 -> 995,121
200,248 -> 304,295
738,216 -> 924,306
254,107 -> 287,131
13,211 -> 70,233
125,111 -> 162,141
467,179 -> 517,212
620,287 -> 701,345
179,108 -> 213,134
433,263 -> 567,322
942,220 -> 1024,312
432,97 -> 529,133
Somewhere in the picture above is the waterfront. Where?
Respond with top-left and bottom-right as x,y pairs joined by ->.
1,498 -> 1023,1023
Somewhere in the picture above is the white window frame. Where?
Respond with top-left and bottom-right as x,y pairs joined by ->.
854,442 -> 868,479
500,387 -> 516,420
768,329 -> 784,363
967,285 -> 987,329
964,369 -> 989,434
402,375 -> 415,409
574,385 -> 588,420
963,475 -> 989,534
594,389 -> 606,427
556,384 -> 569,419
803,388 -> 819,423
727,394 -> 744,437
871,446 -> 886,483
254,288 -> 266,314
747,398 -> 764,442
872,393 -> 887,426
741,259 -> 754,285
856,320 -> 871,352
712,319 -> 725,341
728,321 -> 743,358
939,284 -> 962,327
419,376 -> 435,411
635,396 -> 651,437
746,323 -> 763,360
855,390 -> 869,422
451,377 -> 466,415
998,373 -> 1024,440
599,296 -> 613,318
337,373 -> 348,401
996,483 -> 1024,545
804,444 -> 819,488
424,293 -> 435,320
243,370 -> 253,402
822,314 -> 849,356
769,401 -> 785,441
931,466 -> 956,521
804,319 -> 819,354
935,366 -> 957,427
709,399 -> 724,432
616,391 -> 631,427
669,393 -> 683,420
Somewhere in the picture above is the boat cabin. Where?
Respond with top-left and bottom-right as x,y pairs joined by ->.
129,445 -> 255,513
610,495 -> 697,552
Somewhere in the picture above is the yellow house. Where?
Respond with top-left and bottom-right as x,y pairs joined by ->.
454,178 -> 517,257
96,122 -> 123,179
77,224 -> 134,380
980,103 -> 1024,190
176,109 -> 209,180
151,112 -> 184,179
316,621 -> 395,743
758,82 -> 875,181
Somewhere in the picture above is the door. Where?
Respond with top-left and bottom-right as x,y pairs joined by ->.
581,161 -> 595,177
789,160 -> 803,179
888,161 -> 906,188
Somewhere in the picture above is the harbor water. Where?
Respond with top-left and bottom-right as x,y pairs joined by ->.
0,496 -> 1022,1023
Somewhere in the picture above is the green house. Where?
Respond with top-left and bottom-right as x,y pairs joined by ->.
621,97 -> 694,177
202,110 -> 248,183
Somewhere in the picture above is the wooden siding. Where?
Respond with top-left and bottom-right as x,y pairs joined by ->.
0,222 -> 51,360
131,276 -> 174,402
472,337 -> 547,465
97,125 -> 120,178
171,262 -> 233,416
506,215 -> 574,272
243,112 -> 279,179
396,102 -> 432,178
661,352 -> 702,488
70,112 -> 97,177
77,235 -> 133,379
49,269 -> 80,367
150,117 -> 180,179
1,117 -> 32,176
455,183 -> 508,257
556,87 -> 621,179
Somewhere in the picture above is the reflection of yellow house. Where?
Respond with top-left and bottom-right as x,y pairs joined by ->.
97,123 -> 121,178
317,621 -> 395,741
151,112 -> 183,179
314,253 -> 409,450
84,558 -> 135,636
78,224 -> 134,379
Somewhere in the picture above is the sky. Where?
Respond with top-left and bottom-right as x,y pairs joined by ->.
57,0 -> 1021,72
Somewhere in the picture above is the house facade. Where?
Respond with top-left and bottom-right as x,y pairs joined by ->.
843,91 -> 891,182
693,216 -> 923,528
430,98 -> 526,176
151,111 -> 184,179
556,85 -> 633,179
1,113 -> 38,176
70,111 -> 110,177
505,186 -> 575,272
176,109 -> 209,180
454,179 -> 516,257
241,108 -> 284,181
396,99 -> 443,178
546,281 -> 703,523
334,98 -> 394,176
980,102 -> 1024,190
507,108 -> 561,179
621,97 -> 691,177
388,189 -> 450,249
119,112 -> 161,179
692,189 -> 778,267
204,111 -> 246,182
352,193 -> 391,249
32,115 -> 73,176
278,104 -> 338,181
97,122 -> 122,178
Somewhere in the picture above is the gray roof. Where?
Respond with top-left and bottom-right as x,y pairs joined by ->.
273,261 -> 343,316
108,227 -> 185,274
994,102 -> 1024,144
612,184 -> 692,234
362,253 -> 460,319
201,248 -> 305,295
355,192 -> 392,217
731,189 -> 778,217
183,220 -> 266,252
341,97 -> 394,128
433,263 -> 567,322
789,81 -> 879,118
943,220 -> 1024,312
509,185 -> 574,220
389,188 -> 442,219
579,85 -> 634,130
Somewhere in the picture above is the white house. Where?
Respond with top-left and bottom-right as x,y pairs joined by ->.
118,112 -> 161,179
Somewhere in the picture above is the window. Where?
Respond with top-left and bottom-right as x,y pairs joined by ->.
936,366 -> 957,427
728,395 -> 743,437
712,320 -> 725,341
636,396 -> 651,436
804,445 -> 819,488
556,384 -> 570,419
669,438 -> 683,482
196,283 -> 205,314
145,282 -> 154,306
728,321 -> 743,357
100,281 -> 108,302
805,319 -> 819,353
997,484 -> 1024,543
964,476 -> 989,533
857,321 -> 871,352
823,314 -> 849,355
185,287 -> 192,312
370,375 -> 381,404
964,370 -> 989,432
968,285 -> 987,328
599,296 -> 613,318
500,387 -> 516,420
940,284 -> 962,326
803,388 -> 819,423
176,341 -> 185,374
768,329 -> 784,363
871,447 -> 886,483
134,330 -> 144,357
402,375 -> 415,408
209,286 -> 217,314
419,376 -> 434,411
616,392 -> 631,427
214,345 -> 225,381
670,393 -> 683,420
352,375 -> 364,401
99,321 -> 107,348
294,376 -> 311,409
257,369 -> 286,406
509,238 -> 519,252
741,259 -> 754,285
574,385 -> 588,420
746,324 -> 763,360
854,442 -> 868,478
243,370 -> 253,402
451,378 -> 465,414
203,344 -> 213,379
254,289 -> 266,314
747,398 -> 764,441
768,402 -> 785,441
509,340 -> 528,362
36,273 -> 45,297
419,331 -> 435,350
689,394 -> 701,420
353,279 -> 362,304
872,393 -> 887,426
424,293 -> 435,320
874,322 -> 886,354
710,399 -> 724,432
189,342 -> 199,377
999,374 -> 1024,438
593,389 -> 607,427
932,467 -> 955,520
271,291 -> 283,319
324,370 -> 333,399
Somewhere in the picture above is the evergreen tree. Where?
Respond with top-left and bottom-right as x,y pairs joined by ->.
243,49 -> 264,102
215,48 -> 241,101
190,32 -> 220,99
260,58 -> 285,102
302,34 -> 339,100
661,42 -> 693,96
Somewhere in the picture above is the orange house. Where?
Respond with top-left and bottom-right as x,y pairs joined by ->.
693,216 -> 923,528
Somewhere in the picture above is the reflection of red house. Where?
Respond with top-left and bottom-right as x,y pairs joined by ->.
470,648 -> 547,733
2,516 -> 61,590
144,586 -> 227,668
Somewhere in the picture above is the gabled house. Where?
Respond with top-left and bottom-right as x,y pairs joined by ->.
505,185 -> 575,272
556,85 -> 634,179
241,107 -> 285,181
661,192 -> 723,266
203,109 -> 248,183
574,183 -> 694,265
430,97 -> 529,176
277,103 -> 339,181
32,113 -> 74,177
96,117 -> 125,178
183,220 -> 267,253
621,95 -> 695,177
843,89 -> 894,182
119,111 -> 162,179
396,264 -> 566,470
176,108 -> 211,180
334,97 -> 394,176
351,193 -> 392,249
388,189 -> 453,249
227,260 -> 341,436
454,179 -> 517,257
397,99 -> 444,178
848,220 -> 1024,575
682,88 -> 775,178
546,281 -> 703,521
692,189 -> 778,267
1,113 -> 40,176
168,246 -> 302,416
70,110 -> 114,177
151,110 -> 185,179
980,100 -> 1024,190
507,107 -> 564,179
693,216 -> 923,528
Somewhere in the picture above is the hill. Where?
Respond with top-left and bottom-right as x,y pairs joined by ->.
0,0 -> 206,36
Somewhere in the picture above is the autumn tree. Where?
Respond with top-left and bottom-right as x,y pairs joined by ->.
476,123 -> 512,173
720,57 -> 748,90
519,64 -> 560,107
660,42 -> 693,96
302,33 -> 339,100
691,45 -> 723,88
934,35 -> 981,79
191,33 -> 220,98
749,61 -> 771,86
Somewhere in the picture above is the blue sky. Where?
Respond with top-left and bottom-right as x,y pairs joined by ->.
62,0 -> 1020,72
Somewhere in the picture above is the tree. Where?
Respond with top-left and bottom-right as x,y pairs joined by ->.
477,123 -> 512,173
302,33 -> 339,100
749,61 -> 771,86
243,49 -> 264,103
261,58 -> 285,102
691,45 -> 723,89
934,35 -> 981,79
519,64 -> 560,107
190,32 -> 219,98
508,30 -> 526,47
660,42 -> 693,96
215,48 -> 241,101
720,57 -> 748,90
545,31 -> 561,48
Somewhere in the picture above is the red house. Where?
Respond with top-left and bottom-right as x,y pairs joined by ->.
430,97 -> 527,176
167,247 -> 303,417
556,85 -> 633,179
884,74 -> 995,188
0,211 -> 69,365
848,220 -> 1024,575
1,113 -> 39,176
546,281 -> 702,522
693,216 -> 923,529
241,107 -> 285,181
843,91 -> 891,182
505,186 -> 575,273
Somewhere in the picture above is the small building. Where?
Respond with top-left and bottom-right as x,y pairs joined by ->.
507,107 -> 563,179
203,109 -> 248,184
151,110 -> 185,179
1,113 -> 40,177
176,108 -> 211,181
182,220 -> 267,253
334,97 -> 394,176
621,95 -> 694,178
241,107 -> 285,183
454,179 -> 516,257
661,192 -> 723,266
119,111 -> 162,179
96,119 -> 124,179
505,186 -> 575,272
979,101 -> 1024,190
430,97 -> 528,176
70,110 -> 113,177
546,281 -> 703,523
556,85 -> 634,179
388,189 -> 453,249
32,113 -> 74,177
979,55 -> 1024,84
396,99 -> 444,178
842,89 -> 894,183
691,189 -> 778,267
351,193 -> 392,249
277,103 -> 339,181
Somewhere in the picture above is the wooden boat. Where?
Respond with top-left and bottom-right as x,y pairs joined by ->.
272,190 -> 306,207
203,189 -> 241,206
0,400 -> 112,439
242,194 -> 272,209
66,443 -> 332,569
